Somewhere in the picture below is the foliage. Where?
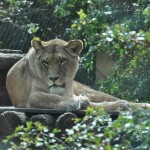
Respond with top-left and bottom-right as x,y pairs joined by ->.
3,108 -> 150,149
3,121 -> 64,150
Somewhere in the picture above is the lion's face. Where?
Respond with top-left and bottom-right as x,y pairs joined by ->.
29,39 -> 83,95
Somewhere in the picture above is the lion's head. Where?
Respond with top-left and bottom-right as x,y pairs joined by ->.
27,38 -> 83,95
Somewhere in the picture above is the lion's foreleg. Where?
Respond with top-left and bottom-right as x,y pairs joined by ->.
28,92 -> 80,111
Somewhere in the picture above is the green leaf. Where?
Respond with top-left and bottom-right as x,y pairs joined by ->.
145,32 -> 150,42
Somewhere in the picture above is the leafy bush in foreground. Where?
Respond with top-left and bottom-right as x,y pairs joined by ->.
4,108 -> 150,150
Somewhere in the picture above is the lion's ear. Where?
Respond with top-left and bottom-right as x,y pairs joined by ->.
65,40 -> 83,56
31,38 -> 44,51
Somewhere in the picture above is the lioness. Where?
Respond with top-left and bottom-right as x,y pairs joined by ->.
6,39 -> 150,112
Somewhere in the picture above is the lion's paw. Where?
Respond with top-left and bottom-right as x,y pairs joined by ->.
141,103 -> 150,109
78,94 -> 91,109
105,100 -> 130,112
59,100 -> 80,111
116,100 -> 130,111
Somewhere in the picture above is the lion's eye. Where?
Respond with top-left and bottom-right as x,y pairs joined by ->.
42,60 -> 49,66
60,58 -> 67,64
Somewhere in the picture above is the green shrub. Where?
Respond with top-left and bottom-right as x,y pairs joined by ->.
4,108 -> 150,149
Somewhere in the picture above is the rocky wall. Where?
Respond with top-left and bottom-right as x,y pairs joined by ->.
0,50 -> 24,106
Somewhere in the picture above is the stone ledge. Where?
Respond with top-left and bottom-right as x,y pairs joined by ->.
0,52 -> 24,70
0,49 -> 22,54
0,87 -> 12,106
0,49 -> 24,106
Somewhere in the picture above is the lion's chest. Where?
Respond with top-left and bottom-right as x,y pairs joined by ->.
49,86 -> 65,95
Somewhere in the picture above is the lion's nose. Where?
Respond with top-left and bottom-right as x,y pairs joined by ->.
49,76 -> 59,82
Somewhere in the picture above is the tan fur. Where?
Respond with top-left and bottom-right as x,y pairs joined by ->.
6,39 -> 150,112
